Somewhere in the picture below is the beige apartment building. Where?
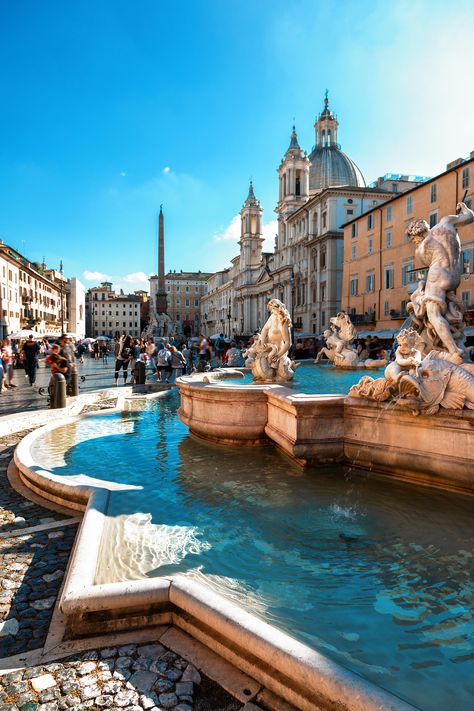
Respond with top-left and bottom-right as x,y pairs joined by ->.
86,282 -> 145,338
0,243 -> 84,338
341,154 -> 474,336
150,271 -> 211,336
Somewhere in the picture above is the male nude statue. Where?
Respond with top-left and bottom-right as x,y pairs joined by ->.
406,202 -> 473,360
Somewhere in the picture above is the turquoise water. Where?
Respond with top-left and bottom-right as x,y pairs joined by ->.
213,361 -> 373,394
32,387 -> 474,711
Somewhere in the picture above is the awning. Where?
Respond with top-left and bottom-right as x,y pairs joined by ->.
465,327 -> 474,336
357,329 -> 396,339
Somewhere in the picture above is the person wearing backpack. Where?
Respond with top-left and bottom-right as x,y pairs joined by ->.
114,335 -> 133,386
156,343 -> 172,383
214,333 -> 226,365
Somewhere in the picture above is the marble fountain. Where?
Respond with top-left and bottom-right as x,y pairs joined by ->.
10,204 -> 474,711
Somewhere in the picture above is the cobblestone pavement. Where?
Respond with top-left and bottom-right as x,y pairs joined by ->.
0,358 -> 119,416
0,430 -> 250,711
0,643 -> 244,710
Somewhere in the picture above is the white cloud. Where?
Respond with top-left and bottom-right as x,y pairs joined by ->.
214,214 -> 240,242
119,171 -> 127,177
162,166 -> 171,174
122,271 -> 149,283
214,215 -> 278,253
83,270 -> 109,282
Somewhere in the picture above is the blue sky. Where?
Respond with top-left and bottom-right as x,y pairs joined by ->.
1,0 -> 473,292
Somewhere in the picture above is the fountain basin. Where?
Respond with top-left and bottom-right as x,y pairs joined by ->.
177,372 -> 474,492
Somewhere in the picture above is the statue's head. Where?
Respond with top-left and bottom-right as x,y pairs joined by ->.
267,299 -> 292,325
323,329 -> 331,338
406,219 -> 430,244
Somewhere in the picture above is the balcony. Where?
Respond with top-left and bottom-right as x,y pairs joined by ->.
389,309 -> 406,320
350,313 -> 376,325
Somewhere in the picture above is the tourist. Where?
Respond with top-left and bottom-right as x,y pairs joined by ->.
100,342 -> 108,363
22,334 -> 40,386
169,344 -> 186,380
2,337 -> 16,389
214,333 -> 226,365
93,340 -> 100,360
368,336 -> 383,360
156,343 -> 172,382
59,334 -> 77,384
225,342 -> 243,367
76,340 -> 86,364
198,334 -> 209,363
146,338 -> 157,374
181,343 -> 192,374
114,335 -> 133,386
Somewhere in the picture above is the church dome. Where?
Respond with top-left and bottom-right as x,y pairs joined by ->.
308,92 -> 366,192
308,145 -> 365,192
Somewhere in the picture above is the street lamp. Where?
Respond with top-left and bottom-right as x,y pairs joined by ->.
227,299 -> 231,338
204,313 -> 208,335
59,260 -> 65,334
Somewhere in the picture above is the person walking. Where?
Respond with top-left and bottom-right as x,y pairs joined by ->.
156,342 -> 172,383
114,335 -> 133,386
2,337 -> 16,388
169,344 -> 186,381
22,334 -> 40,386
214,333 -> 226,366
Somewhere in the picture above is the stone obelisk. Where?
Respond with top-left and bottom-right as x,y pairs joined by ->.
155,205 -> 168,314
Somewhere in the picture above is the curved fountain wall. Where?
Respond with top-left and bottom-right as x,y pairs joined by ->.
10,397 -> 417,711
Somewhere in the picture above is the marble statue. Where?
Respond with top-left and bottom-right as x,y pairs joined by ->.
349,203 -> 474,414
243,299 -> 297,382
314,311 -> 385,368
315,312 -> 359,367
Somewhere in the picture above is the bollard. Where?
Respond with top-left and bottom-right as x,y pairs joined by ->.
69,369 -> 79,396
136,360 -> 146,385
52,373 -> 67,409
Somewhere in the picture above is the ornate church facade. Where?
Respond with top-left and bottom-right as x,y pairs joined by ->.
201,95 -> 397,337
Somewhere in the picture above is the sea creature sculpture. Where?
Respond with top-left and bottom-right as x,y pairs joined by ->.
315,312 -> 359,367
397,356 -> 474,415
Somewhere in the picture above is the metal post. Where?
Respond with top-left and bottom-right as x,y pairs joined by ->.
52,372 -> 67,409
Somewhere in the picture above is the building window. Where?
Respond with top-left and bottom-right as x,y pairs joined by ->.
429,211 -> 438,228
295,170 -> 301,196
347,208 -> 353,215
430,183 -> 437,203
186,286 -> 189,292
349,277 -> 358,296
386,206 -> 392,223
351,244 -> 356,260
351,223 -> 358,238
392,183 -> 397,192
406,195 -> 413,214
384,300 -> 390,316
385,231 -> 392,248
462,166 -> 470,189
402,260 -> 415,285
367,214 -> 374,230
185,298 -> 190,306
368,238 -> 373,255
384,266 -> 394,289
401,300 -> 408,314
320,250 -> 326,269
322,212 -> 327,229
461,291 -> 470,307
461,249 -> 472,274
366,273 -> 375,293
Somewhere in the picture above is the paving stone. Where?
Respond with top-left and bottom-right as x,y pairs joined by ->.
115,656 -> 133,669
159,692 -> 178,708
81,685 -> 101,700
175,705 -> 193,711
175,681 -> 193,696
117,645 -> 136,656
0,618 -> 20,636
164,667 -> 182,682
31,674 -> 57,693
153,678 -> 174,693
38,687 -> 60,703
128,671 -> 157,693
113,690 -> 139,707
99,647 -> 117,658
137,644 -> 166,659
181,664 -> 201,685
38,704 -> 58,711
140,692 -> 161,709
95,695 -> 114,707
6,681 -> 29,695
42,571 -> 63,583
113,669 -> 132,682
30,597 -> 56,611
76,661 -> 97,676
47,531 -> 63,539
103,679 -> 123,694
